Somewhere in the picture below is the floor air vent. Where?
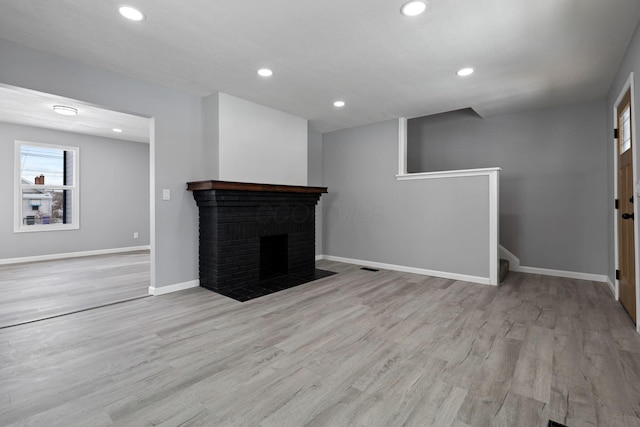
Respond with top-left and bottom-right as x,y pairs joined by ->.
361,267 -> 379,272
548,421 -> 568,427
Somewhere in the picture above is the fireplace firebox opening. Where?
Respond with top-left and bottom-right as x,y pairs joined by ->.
260,234 -> 289,280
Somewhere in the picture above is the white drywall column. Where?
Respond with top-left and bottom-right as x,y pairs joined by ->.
218,93 -> 308,186
398,117 -> 407,175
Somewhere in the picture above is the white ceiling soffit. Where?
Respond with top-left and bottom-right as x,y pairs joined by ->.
0,1 -> 638,133
0,85 -> 150,143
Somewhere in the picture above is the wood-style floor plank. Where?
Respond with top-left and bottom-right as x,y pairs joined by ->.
0,251 -> 150,328
1,260 -> 639,426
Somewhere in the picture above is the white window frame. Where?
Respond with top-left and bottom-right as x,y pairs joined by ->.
14,140 -> 80,233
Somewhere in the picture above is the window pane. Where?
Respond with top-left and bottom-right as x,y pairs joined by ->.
621,105 -> 632,153
21,189 -> 72,226
20,145 -> 75,186
64,150 -> 75,186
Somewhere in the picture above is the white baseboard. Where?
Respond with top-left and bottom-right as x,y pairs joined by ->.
318,254 -> 608,286
606,277 -> 616,298
319,255 -> 493,286
0,246 -> 151,266
519,266 -> 607,283
498,245 -> 520,272
149,279 -> 200,296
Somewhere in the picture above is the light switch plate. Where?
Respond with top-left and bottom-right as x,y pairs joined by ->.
162,189 -> 170,200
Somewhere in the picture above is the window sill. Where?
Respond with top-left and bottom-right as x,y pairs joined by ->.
14,224 -> 80,233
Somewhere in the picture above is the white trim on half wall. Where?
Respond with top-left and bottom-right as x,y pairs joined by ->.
395,167 -> 501,286
499,245 -> 520,272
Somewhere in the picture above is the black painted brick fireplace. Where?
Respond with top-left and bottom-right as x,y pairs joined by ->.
188,181 -> 327,299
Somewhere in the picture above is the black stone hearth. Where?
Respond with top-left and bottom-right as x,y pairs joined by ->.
217,269 -> 335,302
188,180 -> 333,302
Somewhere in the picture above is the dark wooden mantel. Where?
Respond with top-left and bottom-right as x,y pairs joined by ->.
187,180 -> 327,194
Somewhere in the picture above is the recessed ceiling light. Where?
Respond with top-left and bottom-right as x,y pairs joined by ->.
113,128 -> 123,133
401,1 -> 427,16
52,105 -> 78,116
456,67 -> 474,77
334,101 -> 346,108
119,6 -> 145,21
257,68 -> 273,77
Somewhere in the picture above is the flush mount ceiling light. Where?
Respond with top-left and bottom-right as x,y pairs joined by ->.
112,128 -> 123,133
456,67 -> 474,77
119,6 -> 145,21
52,105 -> 78,116
333,100 -> 346,108
401,1 -> 427,16
257,68 -> 273,77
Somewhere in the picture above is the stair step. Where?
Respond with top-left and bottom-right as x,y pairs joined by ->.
499,259 -> 509,283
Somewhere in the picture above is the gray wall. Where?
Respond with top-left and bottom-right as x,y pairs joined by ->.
607,20 -> 640,284
0,38 -> 204,288
0,122 -> 149,258
308,129 -> 323,255
407,100 -> 608,275
323,120 -> 491,279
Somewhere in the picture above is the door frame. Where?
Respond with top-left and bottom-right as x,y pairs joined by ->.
613,72 -> 640,332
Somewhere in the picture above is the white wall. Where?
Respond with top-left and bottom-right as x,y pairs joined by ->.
218,93 -> 308,186
0,122 -> 150,259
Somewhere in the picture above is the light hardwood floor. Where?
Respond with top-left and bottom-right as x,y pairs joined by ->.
0,251 -> 150,328
1,260 -> 639,426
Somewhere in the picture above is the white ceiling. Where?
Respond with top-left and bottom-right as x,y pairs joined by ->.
0,0 -> 639,134
0,85 -> 150,143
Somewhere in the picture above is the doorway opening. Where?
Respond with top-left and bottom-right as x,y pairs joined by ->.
0,83 -> 153,328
